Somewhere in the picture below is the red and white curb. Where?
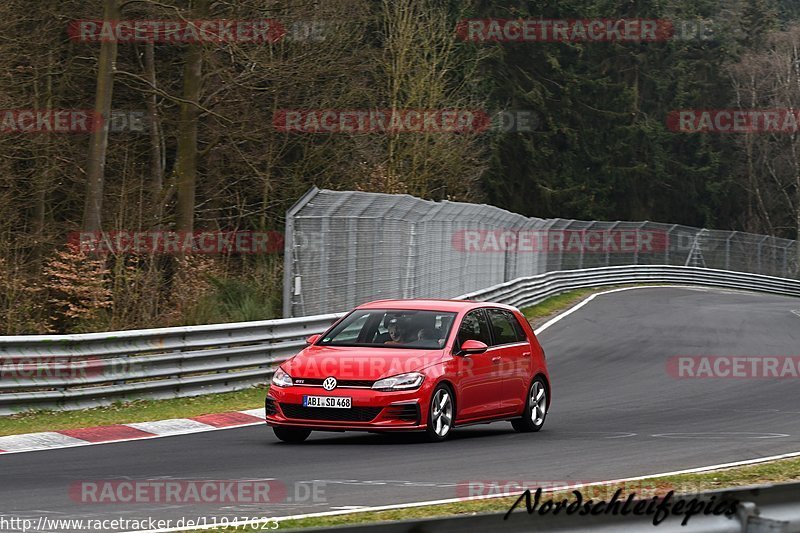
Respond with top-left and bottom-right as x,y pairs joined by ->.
0,408 -> 265,455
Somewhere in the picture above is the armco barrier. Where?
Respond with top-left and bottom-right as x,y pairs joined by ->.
290,481 -> 800,532
456,264 -> 800,308
0,313 -> 342,415
1,265 -> 799,414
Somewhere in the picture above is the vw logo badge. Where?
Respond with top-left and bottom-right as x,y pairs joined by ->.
322,376 -> 337,391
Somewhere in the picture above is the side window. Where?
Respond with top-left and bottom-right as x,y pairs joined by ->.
457,310 -> 492,347
487,309 -> 527,345
506,311 -> 529,342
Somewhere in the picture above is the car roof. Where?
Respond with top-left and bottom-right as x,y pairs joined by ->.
356,299 -> 519,313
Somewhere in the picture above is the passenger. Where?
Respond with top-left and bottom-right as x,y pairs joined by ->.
417,328 -> 436,341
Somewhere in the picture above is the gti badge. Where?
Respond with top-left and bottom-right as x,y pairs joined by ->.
322,376 -> 337,391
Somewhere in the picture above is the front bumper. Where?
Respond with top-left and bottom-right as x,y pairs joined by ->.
265,385 -> 426,431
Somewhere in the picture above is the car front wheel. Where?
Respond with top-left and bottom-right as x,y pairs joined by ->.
425,385 -> 454,442
512,377 -> 547,433
273,426 -> 311,443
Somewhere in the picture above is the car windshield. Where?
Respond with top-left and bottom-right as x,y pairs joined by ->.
318,309 -> 457,349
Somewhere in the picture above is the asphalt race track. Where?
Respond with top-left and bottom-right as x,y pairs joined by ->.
2,287 -> 800,532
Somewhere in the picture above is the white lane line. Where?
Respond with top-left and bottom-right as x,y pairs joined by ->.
127,419 -> 213,435
126,448 -> 800,533
535,285 -> 700,335
605,432 -> 637,439
652,432 -> 790,440
330,506 -> 369,511
0,432 -> 88,452
791,309 -> 800,318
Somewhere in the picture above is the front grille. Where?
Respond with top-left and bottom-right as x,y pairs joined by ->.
279,403 -> 382,422
294,378 -> 374,388
383,403 -> 419,423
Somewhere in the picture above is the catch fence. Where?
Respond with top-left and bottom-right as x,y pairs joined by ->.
283,188 -> 798,317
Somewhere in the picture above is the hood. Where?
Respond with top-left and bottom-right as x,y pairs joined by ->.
281,345 -> 445,381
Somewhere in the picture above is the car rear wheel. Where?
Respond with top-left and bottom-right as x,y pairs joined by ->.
512,377 -> 547,433
425,385 -> 454,442
273,426 -> 312,443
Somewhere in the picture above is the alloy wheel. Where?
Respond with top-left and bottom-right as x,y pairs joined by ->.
530,380 -> 546,426
430,388 -> 453,438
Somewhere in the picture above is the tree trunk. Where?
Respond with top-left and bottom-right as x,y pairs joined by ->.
175,0 -> 208,233
145,41 -> 164,228
82,0 -> 119,232
32,50 -> 55,263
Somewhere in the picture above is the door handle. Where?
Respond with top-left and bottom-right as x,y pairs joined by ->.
492,356 -> 502,364
522,352 -> 531,358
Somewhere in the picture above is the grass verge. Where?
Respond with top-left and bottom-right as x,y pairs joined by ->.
217,454 -> 800,531
520,287 -> 604,328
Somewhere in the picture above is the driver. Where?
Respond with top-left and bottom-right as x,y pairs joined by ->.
384,318 -> 406,344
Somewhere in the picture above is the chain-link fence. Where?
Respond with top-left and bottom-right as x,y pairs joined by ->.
283,188 -> 799,317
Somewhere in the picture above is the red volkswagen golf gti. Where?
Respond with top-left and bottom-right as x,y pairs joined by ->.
265,299 -> 550,442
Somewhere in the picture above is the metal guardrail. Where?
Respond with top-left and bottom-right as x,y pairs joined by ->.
0,313 -> 343,415
294,481 -> 800,532
1,265 -> 799,414
457,264 -> 800,309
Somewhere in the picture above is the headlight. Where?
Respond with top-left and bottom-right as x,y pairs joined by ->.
372,372 -> 424,391
272,367 -> 293,387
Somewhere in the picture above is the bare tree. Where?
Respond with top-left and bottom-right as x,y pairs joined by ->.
378,0 -> 487,200
729,24 -> 800,264
175,0 -> 208,233
83,0 -> 120,232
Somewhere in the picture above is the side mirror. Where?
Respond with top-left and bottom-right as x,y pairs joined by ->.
459,339 -> 488,355
306,334 -> 320,345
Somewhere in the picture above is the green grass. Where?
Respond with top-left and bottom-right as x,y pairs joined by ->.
0,385 -> 268,437
520,287 -> 603,324
211,455 -> 800,531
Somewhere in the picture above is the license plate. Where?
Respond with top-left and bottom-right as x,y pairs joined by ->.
303,396 -> 352,409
